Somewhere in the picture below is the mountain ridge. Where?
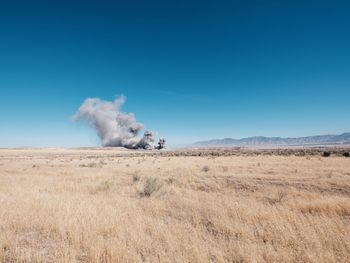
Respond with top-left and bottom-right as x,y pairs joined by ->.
192,133 -> 350,148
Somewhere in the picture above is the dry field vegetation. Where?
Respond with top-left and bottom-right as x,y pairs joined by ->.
0,148 -> 350,263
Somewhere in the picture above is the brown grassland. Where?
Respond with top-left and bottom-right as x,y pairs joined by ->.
0,148 -> 349,262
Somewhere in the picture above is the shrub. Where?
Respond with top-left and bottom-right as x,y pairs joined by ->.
93,181 -> 113,193
165,177 -> 175,184
265,191 -> 287,205
80,162 -> 97,168
132,172 -> 140,182
142,177 -> 163,197
202,166 -> 210,172
322,152 -> 331,157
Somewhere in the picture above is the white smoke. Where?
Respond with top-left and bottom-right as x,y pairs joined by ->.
74,96 -> 156,149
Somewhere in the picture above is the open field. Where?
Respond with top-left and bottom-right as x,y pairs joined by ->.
0,148 -> 350,262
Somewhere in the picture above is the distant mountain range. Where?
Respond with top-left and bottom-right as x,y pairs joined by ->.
191,133 -> 350,148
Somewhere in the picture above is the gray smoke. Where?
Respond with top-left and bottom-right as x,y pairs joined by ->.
74,96 -> 156,149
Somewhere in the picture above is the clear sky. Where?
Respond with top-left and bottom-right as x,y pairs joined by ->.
0,0 -> 349,147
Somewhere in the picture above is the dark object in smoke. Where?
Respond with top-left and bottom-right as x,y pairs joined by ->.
322,151 -> 331,157
128,127 -> 139,136
155,138 -> 166,150
343,152 -> 350,157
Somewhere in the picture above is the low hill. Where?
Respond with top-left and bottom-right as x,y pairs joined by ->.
192,133 -> 350,148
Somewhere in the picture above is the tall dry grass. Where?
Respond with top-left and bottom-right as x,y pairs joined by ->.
0,149 -> 349,262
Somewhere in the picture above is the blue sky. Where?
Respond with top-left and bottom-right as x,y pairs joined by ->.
0,0 -> 349,147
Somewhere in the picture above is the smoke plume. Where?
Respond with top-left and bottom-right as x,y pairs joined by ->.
74,96 -> 156,149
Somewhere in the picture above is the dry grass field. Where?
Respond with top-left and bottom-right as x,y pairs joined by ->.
0,148 -> 349,263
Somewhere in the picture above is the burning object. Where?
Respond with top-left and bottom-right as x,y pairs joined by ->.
74,96 -> 164,150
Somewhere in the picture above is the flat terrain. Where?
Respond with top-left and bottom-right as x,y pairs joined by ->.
0,148 -> 350,262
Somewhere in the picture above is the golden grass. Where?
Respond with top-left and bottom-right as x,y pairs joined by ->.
0,148 -> 349,262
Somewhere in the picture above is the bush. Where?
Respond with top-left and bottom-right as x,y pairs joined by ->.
202,166 -> 210,172
142,177 -> 163,197
322,152 -> 331,157
265,191 -> 287,205
80,162 -> 97,168
92,180 -> 113,194
133,173 -> 141,182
